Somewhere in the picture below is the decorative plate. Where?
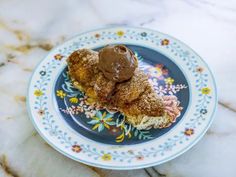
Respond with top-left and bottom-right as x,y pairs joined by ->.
27,27 -> 217,169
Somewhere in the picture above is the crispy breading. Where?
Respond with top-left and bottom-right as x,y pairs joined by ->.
94,72 -> 116,103
67,49 -> 164,116
67,49 -> 181,130
112,70 -> 150,106
67,49 -> 99,86
67,49 -> 115,103
121,89 -> 164,117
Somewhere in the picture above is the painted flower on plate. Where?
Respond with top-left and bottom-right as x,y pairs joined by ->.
116,30 -> 124,37
56,90 -> 66,98
95,33 -> 100,38
201,87 -> 211,95
101,154 -> 112,161
200,109 -> 207,114
69,97 -> 79,104
136,155 -> 144,160
184,128 -> 194,136
39,70 -> 46,76
161,39 -> 169,45
54,54 -> 63,60
34,89 -> 43,97
165,77 -> 174,85
140,32 -> 147,37
196,67 -> 204,73
88,111 -> 116,132
146,64 -> 168,80
38,109 -> 45,116
72,145 -> 82,153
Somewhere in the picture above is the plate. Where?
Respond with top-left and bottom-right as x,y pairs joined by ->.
27,27 -> 217,169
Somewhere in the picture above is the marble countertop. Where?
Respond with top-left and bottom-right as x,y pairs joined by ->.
0,0 -> 236,176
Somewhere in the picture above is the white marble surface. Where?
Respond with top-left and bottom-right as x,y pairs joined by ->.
0,0 -> 236,176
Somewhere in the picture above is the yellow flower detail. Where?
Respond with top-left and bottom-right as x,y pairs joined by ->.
95,33 -> 100,38
116,132 -> 125,143
101,154 -> 112,161
116,30 -> 124,37
85,98 -> 95,104
56,90 -> 66,98
161,39 -> 169,45
165,77 -> 174,85
69,97 -> 78,104
34,89 -> 43,97
201,87 -> 211,95
54,54 -> 63,60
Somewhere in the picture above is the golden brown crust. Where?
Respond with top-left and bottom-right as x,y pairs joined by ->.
112,70 -> 150,106
67,49 -> 181,129
67,49 -> 164,115
67,49 -> 99,86
94,72 -> 116,103
122,90 -> 164,117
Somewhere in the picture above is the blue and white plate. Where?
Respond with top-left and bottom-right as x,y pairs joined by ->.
27,27 -> 217,169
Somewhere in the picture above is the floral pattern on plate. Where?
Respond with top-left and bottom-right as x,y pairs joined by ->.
56,50 -> 188,144
28,27 -> 217,169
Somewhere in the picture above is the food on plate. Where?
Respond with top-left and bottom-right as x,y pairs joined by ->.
67,45 -> 182,130
98,45 -> 138,82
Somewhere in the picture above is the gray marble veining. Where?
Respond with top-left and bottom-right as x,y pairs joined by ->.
0,0 -> 236,176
